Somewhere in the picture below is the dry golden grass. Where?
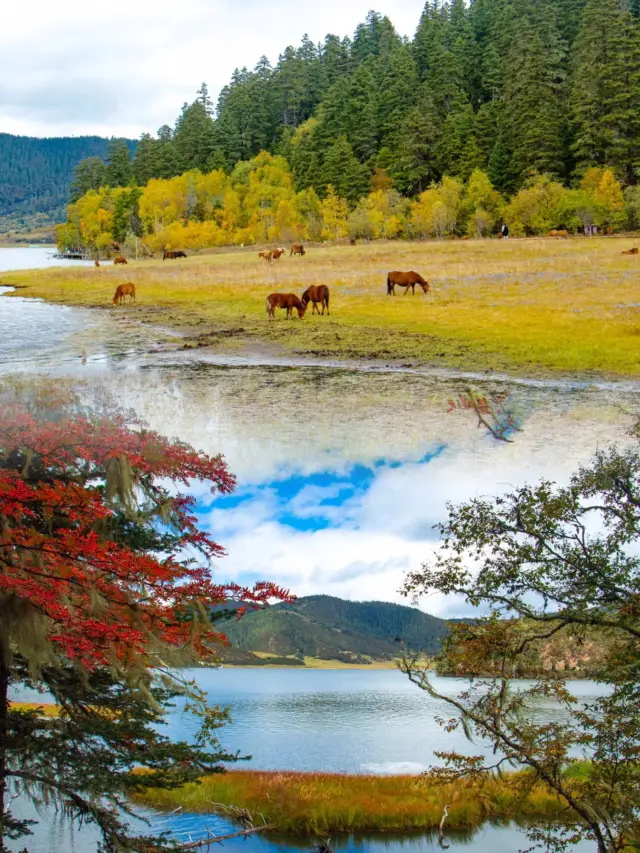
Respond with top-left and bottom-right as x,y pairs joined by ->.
132,768 -> 569,834
9,701 -> 59,716
4,236 -> 640,377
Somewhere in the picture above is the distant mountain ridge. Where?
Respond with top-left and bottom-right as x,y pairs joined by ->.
218,595 -> 449,665
0,133 -> 134,233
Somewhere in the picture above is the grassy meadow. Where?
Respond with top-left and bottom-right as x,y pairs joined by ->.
4,236 -> 640,377
133,768 -> 570,834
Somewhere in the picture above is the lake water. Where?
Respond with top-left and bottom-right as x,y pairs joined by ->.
2,248 -> 632,852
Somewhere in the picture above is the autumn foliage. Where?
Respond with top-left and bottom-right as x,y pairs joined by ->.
0,389 -> 289,670
0,385 -> 291,850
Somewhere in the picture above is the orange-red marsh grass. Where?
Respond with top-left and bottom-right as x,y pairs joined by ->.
5,237 -> 640,378
132,769 -> 569,834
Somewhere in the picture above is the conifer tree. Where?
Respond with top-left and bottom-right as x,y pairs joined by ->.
570,0 -> 640,183
321,136 -> 368,203
173,98 -> 217,173
105,139 -> 133,188
503,18 -> 566,183
70,156 -> 107,202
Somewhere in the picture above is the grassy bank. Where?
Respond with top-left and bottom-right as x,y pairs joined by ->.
133,769 -> 568,834
4,237 -> 640,377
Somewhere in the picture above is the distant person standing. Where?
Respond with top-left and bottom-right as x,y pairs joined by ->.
501,223 -> 509,239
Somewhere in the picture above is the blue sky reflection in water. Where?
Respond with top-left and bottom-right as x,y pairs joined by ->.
88,363 -> 637,618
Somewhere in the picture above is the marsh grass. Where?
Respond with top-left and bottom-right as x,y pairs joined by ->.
5,237 -> 640,376
132,769 -> 569,834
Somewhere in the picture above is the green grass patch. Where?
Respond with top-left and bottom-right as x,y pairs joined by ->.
132,769 -> 570,834
4,237 -> 640,378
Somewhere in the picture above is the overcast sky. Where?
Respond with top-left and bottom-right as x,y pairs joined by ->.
1,0 -> 424,139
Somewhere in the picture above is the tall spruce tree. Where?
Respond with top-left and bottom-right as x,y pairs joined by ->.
571,0 -> 640,183
70,156 -> 107,202
503,17 -> 566,183
105,139 -> 132,187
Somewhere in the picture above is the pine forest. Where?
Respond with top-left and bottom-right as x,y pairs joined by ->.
58,0 -> 640,252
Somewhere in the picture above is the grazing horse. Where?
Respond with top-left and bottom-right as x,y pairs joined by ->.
622,247 -> 639,255
271,248 -> 286,261
290,243 -> 305,256
302,285 -> 330,315
266,293 -> 306,319
112,283 -> 136,305
547,229 -> 569,238
163,249 -> 187,260
114,255 -> 128,265
387,271 -> 430,295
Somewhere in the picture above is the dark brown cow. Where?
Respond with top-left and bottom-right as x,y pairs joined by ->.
163,249 -> 187,260
290,243 -> 306,256
302,285 -> 330,315
622,247 -> 639,255
266,293 -> 306,319
112,283 -> 136,305
114,255 -> 128,265
386,271 -> 430,295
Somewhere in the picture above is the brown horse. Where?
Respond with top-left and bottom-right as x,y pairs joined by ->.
113,283 -> 136,305
387,271 -> 429,295
114,255 -> 128,265
266,293 -> 306,319
271,248 -> 286,261
258,250 -> 272,261
622,247 -> 639,255
548,229 -> 569,238
302,285 -> 330,315
163,249 -> 187,260
94,259 -> 100,267
290,243 -> 305,256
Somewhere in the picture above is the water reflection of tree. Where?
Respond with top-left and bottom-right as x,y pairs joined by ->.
447,388 -> 523,442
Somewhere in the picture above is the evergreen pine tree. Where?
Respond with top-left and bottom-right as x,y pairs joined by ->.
70,156 -> 107,202
105,139 -> 132,187
503,18 -> 566,183
133,134 -> 160,185
321,136 -> 368,203
377,46 -> 420,146
173,98 -> 217,172
393,90 -> 440,194
571,0 -> 640,183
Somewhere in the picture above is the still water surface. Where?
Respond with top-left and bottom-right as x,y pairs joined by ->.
2,248 -> 631,852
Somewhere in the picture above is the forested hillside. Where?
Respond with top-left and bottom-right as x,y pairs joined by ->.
0,134 -> 135,236
59,0 -> 640,252
220,595 -> 449,663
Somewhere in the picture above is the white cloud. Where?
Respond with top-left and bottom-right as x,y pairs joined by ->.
1,0 -> 424,137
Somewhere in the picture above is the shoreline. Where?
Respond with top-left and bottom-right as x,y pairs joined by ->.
133,767 -> 577,835
4,237 -> 640,381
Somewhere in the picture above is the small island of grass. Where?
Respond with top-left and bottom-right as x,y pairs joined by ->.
132,768 -> 572,835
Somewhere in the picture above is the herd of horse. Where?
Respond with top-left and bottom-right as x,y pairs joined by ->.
107,238 -> 637,312
259,244 -> 306,262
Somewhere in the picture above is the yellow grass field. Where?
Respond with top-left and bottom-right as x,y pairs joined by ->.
133,768 -> 569,834
9,702 -> 59,716
4,236 -> 640,377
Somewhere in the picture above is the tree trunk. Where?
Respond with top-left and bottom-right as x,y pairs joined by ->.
0,644 -> 8,851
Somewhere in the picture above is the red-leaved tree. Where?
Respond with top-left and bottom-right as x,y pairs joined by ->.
0,386 -> 291,851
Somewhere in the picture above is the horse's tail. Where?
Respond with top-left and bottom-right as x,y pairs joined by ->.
387,273 -> 391,293
325,288 -> 330,310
